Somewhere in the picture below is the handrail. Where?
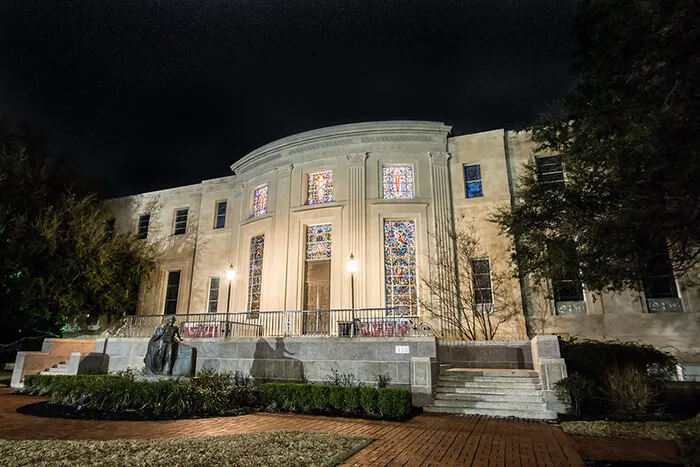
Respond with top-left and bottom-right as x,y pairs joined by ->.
114,308 -> 434,339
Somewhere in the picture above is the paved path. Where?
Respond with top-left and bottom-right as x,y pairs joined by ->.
0,389 -> 680,466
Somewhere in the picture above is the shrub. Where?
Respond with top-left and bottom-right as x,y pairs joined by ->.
559,338 -> 676,418
377,388 -> 411,419
554,373 -> 595,416
603,365 -> 661,417
261,383 -> 410,420
22,374 -> 260,419
325,368 -> 358,387
375,373 -> 392,389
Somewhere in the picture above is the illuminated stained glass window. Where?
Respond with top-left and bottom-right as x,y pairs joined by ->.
307,171 -> 333,205
246,234 -> 265,318
305,224 -> 332,260
383,220 -> 417,315
252,185 -> 268,217
382,165 -> 414,199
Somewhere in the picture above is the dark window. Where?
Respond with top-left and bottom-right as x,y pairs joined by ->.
215,201 -> 227,229
536,155 -> 564,190
548,239 -> 584,302
164,271 -> 181,315
471,259 -> 493,304
173,208 -> 188,235
106,218 -> 116,240
137,214 -> 150,240
463,164 -> 483,198
641,235 -> 678,299
208,277 -> 220,313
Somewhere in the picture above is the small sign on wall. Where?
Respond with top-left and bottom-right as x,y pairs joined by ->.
395,345 -> 409,354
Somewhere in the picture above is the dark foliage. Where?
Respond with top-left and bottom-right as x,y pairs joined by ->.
261,383 -> 411,420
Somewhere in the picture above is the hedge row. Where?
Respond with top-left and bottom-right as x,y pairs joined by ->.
22,374 -> 260,419
261,383 -> 412,420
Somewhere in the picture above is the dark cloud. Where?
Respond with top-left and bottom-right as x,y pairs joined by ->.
0,0 -> 579,196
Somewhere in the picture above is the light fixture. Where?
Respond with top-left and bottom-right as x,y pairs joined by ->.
226,264 -> 237,281
347,253 -> 358,274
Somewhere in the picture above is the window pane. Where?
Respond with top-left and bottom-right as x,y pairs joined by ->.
471,259 -> 493,304
384,220 -> 417,314
536,155 -> 564,188
307,172 -> 333,205
208,277 -> 220,313
138,214 -> 150,239
305,224 -> 332,260
215,201 -> 227,229
174,208 -> 188,235
382,165 -> 414,199
164,271 -> 181,314
252,186 -> 268,217
246,235 -> 265,317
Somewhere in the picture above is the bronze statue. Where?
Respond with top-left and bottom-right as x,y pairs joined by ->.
144,315 -> 195,377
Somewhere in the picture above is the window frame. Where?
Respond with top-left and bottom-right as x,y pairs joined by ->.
214,200 -> 227,229
470,258 -> 493,305
246,234 -> 265,318
173,208 -> 189,235
163,270 -> 181,315
382,164 -> 415,200
306,170 -> 334,205
137,213 -> 150,240
535,155 -> 565,190
207,276 -> 220,313
251,184 -> 269,217
463,164 -> 484,199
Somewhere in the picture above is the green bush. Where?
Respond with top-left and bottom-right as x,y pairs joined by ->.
377,388 -> 412,419
261,383 -> 411,420
554,373 -> 595,416
22,374 -> 260,419
559,338 -> 676,418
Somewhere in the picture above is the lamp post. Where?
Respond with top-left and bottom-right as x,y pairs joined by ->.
347,253 -> 358,336
225,264 -> 236,337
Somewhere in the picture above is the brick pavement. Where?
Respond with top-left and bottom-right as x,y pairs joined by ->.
0,388 -> 680,465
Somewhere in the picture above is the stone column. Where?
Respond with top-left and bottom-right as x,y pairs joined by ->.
347,153 -> 368,308
228,182 -> 245,305
274,165 -> 293,310
428,151 -> 458,335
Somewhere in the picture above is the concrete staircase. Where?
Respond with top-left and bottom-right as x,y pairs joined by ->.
40,361 -> 70,376
423,365 -> 557,420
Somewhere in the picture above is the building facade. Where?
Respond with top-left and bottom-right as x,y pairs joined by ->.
106,121 -> 700,365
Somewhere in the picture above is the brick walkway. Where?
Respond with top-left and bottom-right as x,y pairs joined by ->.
0,388 -> 680,466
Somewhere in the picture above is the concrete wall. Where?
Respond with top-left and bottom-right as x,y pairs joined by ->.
10,339 -> 97,388
437,340 -> 533,369
96,336 -> 437,389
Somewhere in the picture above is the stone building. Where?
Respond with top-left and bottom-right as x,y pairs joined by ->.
106,121 -> 700,370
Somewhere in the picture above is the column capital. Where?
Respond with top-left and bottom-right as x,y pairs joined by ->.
428,152 -> 451,166
346,152 -> 369,167
275,164 -> 293,177
233,183 -> 245,195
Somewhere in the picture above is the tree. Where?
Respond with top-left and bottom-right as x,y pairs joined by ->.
0,119 -> 156,349
420,220 -> 522,340
495,0 -> 700,292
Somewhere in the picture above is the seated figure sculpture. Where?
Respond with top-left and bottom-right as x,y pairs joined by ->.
144,315 -> 196,377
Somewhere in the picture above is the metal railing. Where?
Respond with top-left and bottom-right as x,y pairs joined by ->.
115,308 -> 434,339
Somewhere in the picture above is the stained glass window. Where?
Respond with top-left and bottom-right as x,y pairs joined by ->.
307,171 -> 333,205
382,165 -> 414,199
246,235 -> 265,318
305,224 -> 332,260
383,220 -> 417,315
463,164 -> 483,198
252,185 -> 268,217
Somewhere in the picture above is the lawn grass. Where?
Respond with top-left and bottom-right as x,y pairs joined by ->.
0,430 -> 372,467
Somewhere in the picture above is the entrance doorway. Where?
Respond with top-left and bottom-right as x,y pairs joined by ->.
303,259 -> 330,334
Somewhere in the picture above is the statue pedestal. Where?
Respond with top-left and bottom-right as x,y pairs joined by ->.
172,344 -> 196,377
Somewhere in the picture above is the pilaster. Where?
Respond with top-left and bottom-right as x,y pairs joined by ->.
347,153 -> 368,308
274,165 -> 294,310
428,151 -> 458,335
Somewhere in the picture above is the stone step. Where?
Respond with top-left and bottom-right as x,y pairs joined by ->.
437,381 -> 542,390
423,405 -> 558,421
439,375 -> 541,384
431,399 -> 547,411
440,369 -> 538,378
435,393 -> 545,404
437,386 -> 543,397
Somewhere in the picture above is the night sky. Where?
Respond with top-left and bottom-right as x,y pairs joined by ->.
0,1 -> 579,197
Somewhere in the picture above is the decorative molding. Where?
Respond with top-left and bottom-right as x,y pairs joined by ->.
346,152 -> 368,167
288,135 -> 434,155
233,183 -> 245,195
428,151 -> 451,166
275,164 -> 293,177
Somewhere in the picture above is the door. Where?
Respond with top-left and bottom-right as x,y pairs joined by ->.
303,259 -> 330,334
